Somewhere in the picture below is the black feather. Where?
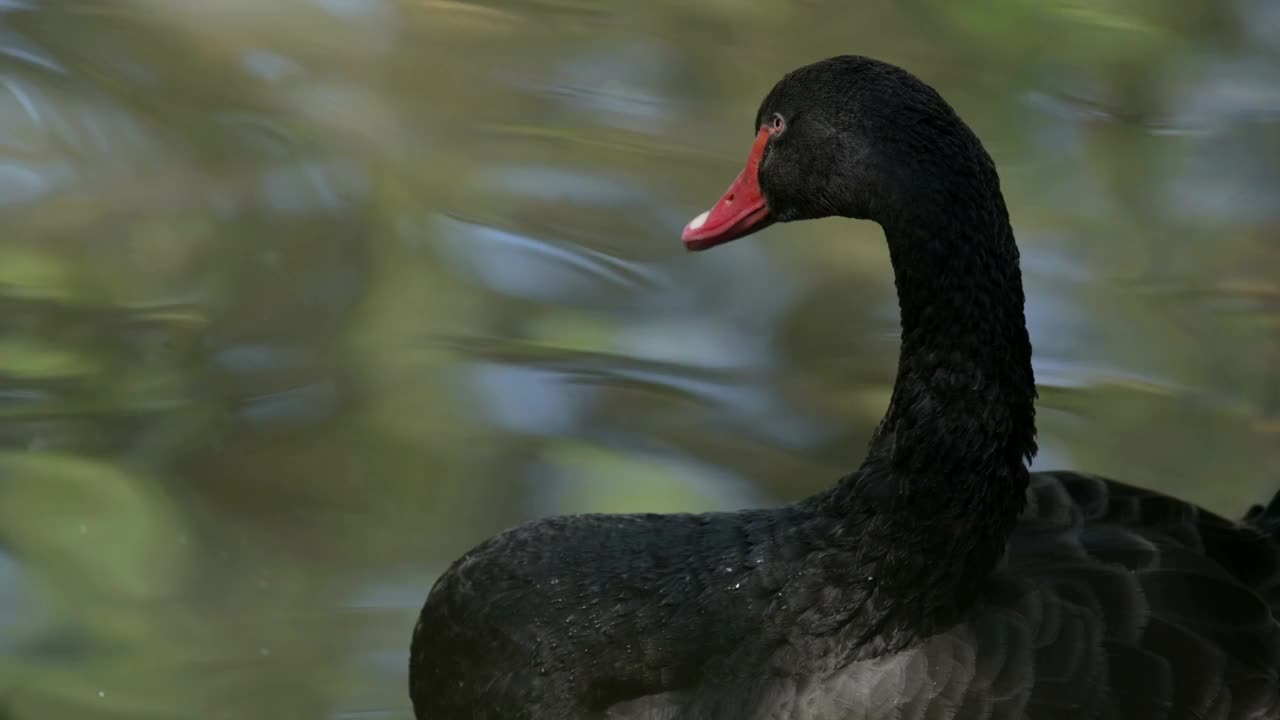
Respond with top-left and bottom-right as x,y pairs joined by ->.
408,55 -> 1280,720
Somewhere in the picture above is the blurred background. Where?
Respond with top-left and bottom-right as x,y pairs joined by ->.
0,0 -> 1277,717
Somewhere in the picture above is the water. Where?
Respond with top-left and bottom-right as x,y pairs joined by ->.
0,1 -> 1277,717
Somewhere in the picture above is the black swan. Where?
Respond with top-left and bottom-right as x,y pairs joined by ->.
409,55 -> 1280,719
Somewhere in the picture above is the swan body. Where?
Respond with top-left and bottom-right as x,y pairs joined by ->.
409,56 -> 1280,720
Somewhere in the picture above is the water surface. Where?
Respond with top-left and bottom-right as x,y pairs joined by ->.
1,1 -> 1278,718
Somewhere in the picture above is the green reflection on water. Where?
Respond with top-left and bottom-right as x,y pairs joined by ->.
0,1 -> 1277,718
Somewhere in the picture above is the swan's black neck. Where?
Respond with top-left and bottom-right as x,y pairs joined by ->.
871,177 -> 1037,481
819,160 -> 1037,646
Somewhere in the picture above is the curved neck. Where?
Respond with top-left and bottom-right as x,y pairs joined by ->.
869,185 -> 1037,481
816,168 -> 1038,645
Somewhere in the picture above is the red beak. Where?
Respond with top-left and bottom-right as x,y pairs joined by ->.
682,128 -> 775,251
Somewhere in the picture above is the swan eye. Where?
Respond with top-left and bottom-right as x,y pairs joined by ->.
768,113 -> 786,134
